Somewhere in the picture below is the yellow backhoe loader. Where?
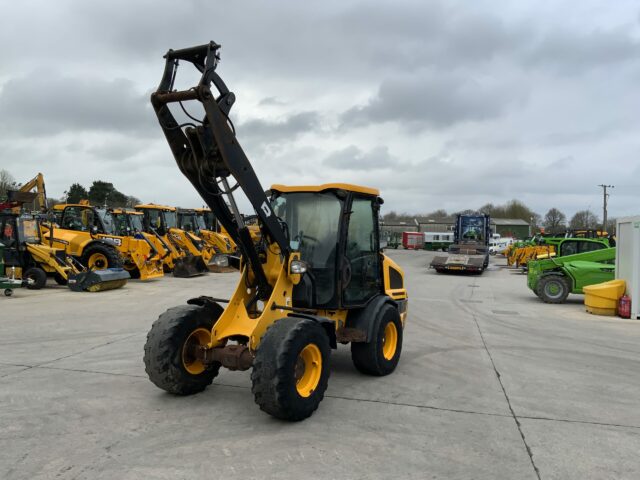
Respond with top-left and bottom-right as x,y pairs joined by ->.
42,203 -> 163,281
195,207 -> 237,251
0,204 -> 129,292
179,208 -> 235,255
135,204 -> 210,277
143,42 -> 408,421
113,208 -> 183,274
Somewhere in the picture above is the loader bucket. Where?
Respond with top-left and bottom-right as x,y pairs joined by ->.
172,255 -> 208,278
67,268 -> 130,292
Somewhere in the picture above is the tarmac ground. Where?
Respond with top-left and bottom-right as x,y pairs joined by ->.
1,249 -> 639,479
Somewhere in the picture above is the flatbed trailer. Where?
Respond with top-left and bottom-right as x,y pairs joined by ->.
430,213 -> 491,274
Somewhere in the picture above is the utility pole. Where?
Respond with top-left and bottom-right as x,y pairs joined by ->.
598,184 -> 614,232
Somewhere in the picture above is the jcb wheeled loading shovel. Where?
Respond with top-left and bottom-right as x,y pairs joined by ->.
143,42 -> 409,422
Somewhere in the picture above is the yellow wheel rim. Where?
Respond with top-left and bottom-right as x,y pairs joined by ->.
382,321 -> 398,361
182,328 -> 210,375
295,344 -> 322,398
88,252 -> 108,270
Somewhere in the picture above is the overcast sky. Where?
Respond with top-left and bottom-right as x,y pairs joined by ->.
1,0 -> 639,220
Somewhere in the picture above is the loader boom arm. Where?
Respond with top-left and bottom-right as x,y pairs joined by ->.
150,42 -> 290,300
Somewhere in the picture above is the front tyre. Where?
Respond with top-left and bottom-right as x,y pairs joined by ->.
251,318 -> 331,421
24,267 -> 47,289
144,304 -> 222,395
351,304 -> 403,376
538,275 -> 570,304
81,243 -> 122,270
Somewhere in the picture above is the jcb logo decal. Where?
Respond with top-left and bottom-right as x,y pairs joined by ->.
261,201 -> 272,217
102,237 -> 122,246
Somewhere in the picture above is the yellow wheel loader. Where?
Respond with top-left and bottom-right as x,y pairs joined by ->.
135,204 -> 210,277
43,203 -> 163,281
143,42 -> 408,421
0,209 -> 129,292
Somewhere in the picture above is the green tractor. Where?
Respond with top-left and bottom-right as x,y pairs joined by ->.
527,247 -> 616,303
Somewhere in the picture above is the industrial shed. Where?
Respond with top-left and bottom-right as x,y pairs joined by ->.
491,218 -> 530,239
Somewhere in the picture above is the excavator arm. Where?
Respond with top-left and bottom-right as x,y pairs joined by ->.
150,41 -> 290,300
9,173 -> 47,213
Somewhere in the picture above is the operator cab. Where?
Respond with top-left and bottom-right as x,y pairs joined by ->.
269,183 -> 382,310
136,205 -> 177,236
54,204 -> 116,235
0,213 -> 45,269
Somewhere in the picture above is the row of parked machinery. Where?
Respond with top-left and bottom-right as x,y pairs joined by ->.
0,174 -> 244,295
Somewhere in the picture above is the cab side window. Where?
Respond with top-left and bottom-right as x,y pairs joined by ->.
344,197 -> 380,305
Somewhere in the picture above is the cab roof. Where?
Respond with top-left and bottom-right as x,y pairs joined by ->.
112,209 -> 143,215
135,204 -> 176,212
269,183 -> 379,196
53,203 -> 93,210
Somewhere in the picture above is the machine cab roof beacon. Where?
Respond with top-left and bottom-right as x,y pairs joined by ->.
143,42 -> 408,421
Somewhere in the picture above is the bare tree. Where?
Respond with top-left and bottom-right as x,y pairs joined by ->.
569,209 -> 599,230
0,169 -> 16,199
543,208 -> 566,234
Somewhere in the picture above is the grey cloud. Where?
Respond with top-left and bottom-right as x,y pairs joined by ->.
259,97 -> 287,107
0,72 -> 156,137
341,73 -> 519,130
323,145 -> 397,170
525,27 -> 640,74
238,111 -> 321,143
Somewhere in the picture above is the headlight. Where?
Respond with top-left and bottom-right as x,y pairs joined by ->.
212,254 -> 229,267
290,260 -> 307,274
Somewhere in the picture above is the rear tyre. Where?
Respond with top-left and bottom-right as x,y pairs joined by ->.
81,244 -> 122,270
24,267 -> 47,290
252,318 -> 331,421
538,275 -> 570,304
144,303 -> 223,395
4,289 -> 13,297
351,304 -> 403,376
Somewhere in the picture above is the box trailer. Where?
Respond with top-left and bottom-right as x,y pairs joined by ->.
402,231 -> 423,250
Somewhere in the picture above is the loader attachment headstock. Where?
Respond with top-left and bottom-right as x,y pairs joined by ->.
150,41 -> 290,300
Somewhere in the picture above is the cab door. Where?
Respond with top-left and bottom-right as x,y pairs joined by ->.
342,195 -> 381,306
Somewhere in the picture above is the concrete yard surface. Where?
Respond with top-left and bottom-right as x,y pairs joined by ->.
1,250 -> 639,479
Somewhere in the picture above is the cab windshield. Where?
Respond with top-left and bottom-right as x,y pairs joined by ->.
129,214 -> 144,233
180,214 -> 198,232
164,211 -> 177,229
195,215 -> 206,231
271,192 -> 343,305
19,217 -> 41,244
96,209 -> 115,235
460,216 -> 486,242
201,212 -> 215,230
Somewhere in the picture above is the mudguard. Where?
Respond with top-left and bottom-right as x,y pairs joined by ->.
285,313 -> 337,349
346,294 -> 398,343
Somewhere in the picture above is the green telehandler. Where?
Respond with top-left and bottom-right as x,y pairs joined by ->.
527,247 -> 616,303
